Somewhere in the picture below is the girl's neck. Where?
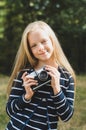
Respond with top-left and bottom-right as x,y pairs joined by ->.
35,59 -> 58,70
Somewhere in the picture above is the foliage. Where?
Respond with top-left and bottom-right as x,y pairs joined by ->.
0,0 -> 86,75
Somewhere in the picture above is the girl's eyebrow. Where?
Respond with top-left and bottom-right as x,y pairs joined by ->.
30,42 -> 37,47
30,38 -> 47,45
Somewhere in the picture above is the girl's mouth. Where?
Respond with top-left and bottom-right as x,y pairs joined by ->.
39,51 -> 47,55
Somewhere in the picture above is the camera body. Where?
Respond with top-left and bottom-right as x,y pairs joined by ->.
27,67 -> 51,91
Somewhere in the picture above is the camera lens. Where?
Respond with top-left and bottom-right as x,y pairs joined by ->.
38,70 -> 48,81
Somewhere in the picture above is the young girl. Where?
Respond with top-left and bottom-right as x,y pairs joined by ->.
6,21 -> 76,130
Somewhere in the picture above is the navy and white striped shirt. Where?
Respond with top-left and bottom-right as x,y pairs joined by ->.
6,66 -> 75,130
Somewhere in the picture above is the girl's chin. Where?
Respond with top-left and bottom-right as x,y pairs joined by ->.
40,56 -> 52,61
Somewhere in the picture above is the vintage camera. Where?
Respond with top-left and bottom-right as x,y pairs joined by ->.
26,67 -> 51,91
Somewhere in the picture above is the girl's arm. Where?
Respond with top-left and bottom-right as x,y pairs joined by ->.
6,71 -> 32,117
51,70 -> 75,122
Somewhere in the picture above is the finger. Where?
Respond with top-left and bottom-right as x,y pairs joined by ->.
22,72 -> 34,82
24,82 -> 38,87
45,67 -> 57,74
46,65 -> 60,74
21,72 -> 28,79
23,79 -> 38,86
47,70 -> 60,78
47,71 -> 55,78
26,74 -> 34,79
26,79 -> 38,84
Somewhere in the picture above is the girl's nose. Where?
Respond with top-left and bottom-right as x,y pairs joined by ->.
37,43 -> 44,51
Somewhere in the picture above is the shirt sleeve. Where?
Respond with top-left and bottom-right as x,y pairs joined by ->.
51,72 -> 75,122
6,71 -> 31,118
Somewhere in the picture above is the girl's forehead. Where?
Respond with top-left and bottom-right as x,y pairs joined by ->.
29,28 -> 48,36
28,29 -> 49,41
28,29 -> 48,38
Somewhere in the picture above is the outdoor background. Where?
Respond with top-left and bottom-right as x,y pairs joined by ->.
0,0 -> 86,130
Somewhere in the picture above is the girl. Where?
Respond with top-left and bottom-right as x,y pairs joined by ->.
6,21 -> 76,130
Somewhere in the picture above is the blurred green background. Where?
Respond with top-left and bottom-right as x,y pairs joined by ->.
0,0 -> 86,130
0,0 -> 86,75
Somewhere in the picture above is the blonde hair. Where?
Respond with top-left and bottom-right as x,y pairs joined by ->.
7,20 -> 76,96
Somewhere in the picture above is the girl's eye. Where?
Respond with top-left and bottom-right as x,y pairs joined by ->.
31,44 -> 37,48
42,40 -> 48,44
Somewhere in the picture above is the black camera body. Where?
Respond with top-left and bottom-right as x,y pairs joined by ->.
27,67 -> 51,91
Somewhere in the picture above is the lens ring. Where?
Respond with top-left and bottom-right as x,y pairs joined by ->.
38,70 -> 48,81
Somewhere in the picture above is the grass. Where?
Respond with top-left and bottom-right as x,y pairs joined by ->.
0,74 -> 86,130
0,75 -> 9,130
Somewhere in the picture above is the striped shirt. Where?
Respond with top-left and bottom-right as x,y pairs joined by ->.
6,66 -> 75,130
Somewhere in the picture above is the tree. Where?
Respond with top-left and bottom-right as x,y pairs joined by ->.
0,0 -> 86,74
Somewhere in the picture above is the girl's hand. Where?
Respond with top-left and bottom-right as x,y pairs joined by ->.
21,72 -> 38,100
45,65 -> 61,95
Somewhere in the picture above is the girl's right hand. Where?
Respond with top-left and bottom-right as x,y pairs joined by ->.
21,72 -> 38,100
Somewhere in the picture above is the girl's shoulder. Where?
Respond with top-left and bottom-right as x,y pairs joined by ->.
58,66 -> 71,79
58,66 -> 74,87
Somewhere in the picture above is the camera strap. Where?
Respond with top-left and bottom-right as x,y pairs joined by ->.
32,80 -> 51,91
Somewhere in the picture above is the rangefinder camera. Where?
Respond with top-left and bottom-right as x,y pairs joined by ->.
26,67 -> 51,91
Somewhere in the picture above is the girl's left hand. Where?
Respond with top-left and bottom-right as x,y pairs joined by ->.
45,65 -> 61,95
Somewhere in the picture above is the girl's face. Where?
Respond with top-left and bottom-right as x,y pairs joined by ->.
28,29 -> 54,64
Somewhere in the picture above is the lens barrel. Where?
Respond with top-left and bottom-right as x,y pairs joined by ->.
38,70 -> 48,81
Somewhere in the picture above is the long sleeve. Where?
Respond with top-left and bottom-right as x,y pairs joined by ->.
6,71 -> 31,118
51,69 -> 75,122
6,67 -> 75,129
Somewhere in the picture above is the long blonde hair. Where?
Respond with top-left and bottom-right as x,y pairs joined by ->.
7,20 -> 76,96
